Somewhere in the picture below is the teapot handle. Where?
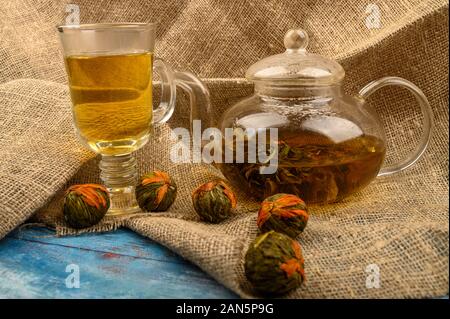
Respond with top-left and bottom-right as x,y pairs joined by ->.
359,76 -> 433,177
153,58 -> 212,129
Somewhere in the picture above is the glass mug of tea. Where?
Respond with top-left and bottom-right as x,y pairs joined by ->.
58,23 -> 211,215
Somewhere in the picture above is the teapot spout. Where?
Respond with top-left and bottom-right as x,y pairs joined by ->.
173,71 -> 212,131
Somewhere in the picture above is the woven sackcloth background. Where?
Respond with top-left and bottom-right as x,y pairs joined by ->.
0,0 -> 448,298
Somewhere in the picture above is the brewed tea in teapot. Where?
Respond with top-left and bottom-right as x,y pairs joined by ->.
218,29 -> 432,204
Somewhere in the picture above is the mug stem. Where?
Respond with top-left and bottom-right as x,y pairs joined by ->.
99,153 -> 141,215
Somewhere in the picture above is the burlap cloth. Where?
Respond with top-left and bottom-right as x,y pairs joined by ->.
0,0 -> 448,298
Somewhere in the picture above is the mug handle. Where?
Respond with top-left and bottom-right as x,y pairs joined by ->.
153,58 -> 177,124
359,76 -> 433,177
152,58 -> 212,129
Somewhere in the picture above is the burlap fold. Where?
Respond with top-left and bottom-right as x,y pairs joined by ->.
0,0 -> 448,298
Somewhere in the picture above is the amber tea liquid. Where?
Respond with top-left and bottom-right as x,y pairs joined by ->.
65,52 -> 153,155
220,130 -> 386,204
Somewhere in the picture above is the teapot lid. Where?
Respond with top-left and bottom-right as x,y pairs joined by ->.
245,29 -> 345,86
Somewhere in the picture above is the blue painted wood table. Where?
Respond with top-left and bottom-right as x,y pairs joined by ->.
0,226 -> 238,298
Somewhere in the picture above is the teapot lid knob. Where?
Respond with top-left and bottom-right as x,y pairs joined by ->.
245,28 -> 345,85
283,29 -> 309,51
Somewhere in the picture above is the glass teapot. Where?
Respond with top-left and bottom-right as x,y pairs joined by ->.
218,29 -> 433,204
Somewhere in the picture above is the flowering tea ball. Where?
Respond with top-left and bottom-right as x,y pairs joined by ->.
136,171 -> 177,212
192,180 -> 237,223
63,184 -> 110,229
245,231 -> 305,295
257,193 -> 309,238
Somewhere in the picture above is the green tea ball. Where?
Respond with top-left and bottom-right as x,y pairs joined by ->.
192,180 -> 237,223
136,171 -> 177,212
63,184 -> 110,229
245,231 -> 306,295
257,193 -> 309,238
